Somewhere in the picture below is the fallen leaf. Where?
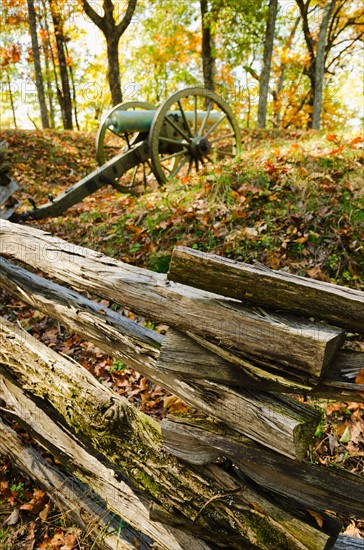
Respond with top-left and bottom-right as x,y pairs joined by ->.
164,395 -> 190,414
306,266 -> 330,282
306,509 -> 324,528
344,520 -> 362,538
20,489 -> 49,514
339,425 -> 351,443
251,502 -> 265,514
39,501 -> 51,521
4,507 -> 20,526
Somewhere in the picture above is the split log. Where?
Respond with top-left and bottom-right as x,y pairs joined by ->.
313,350 -> 364,402
0,419 -> 149,550
167,246 -> 364,334
0,324 -> 341,549
161,415 -> 364,517
0,220 -> 344,379
0,374 -> 341,550
0,383 -> 212,550
0,176 -> 17,206
0,269 -> 320,460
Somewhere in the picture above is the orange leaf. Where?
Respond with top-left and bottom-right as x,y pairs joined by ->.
164,395 -> 190,414
355,369 -> 364,399
355,369 -> 364,385
292,236 -> 308,244
307,509 -> 324,528
251,502 -> 265,514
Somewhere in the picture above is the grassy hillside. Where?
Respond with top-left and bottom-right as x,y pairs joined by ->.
1,128 -> 363,288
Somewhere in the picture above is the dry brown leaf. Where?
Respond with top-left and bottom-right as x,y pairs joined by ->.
251,502 -> 265,514
20,489 -> 49,515
355,368 -> 364,399
3,507 -> 20,526
39,501 -> 51,522
344,520 -> 362,538
306,509 -> 324,528
164,395 -> 190,414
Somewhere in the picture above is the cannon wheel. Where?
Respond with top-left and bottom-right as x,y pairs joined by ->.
148,87 -> 241,185
96,101 -> 156,190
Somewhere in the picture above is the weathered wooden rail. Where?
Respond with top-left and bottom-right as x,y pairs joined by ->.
0,218 -> 363,549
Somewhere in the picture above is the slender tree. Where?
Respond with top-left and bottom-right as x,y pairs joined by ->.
48,0 -> 73,129
311,0 -> 336,129
26,0 -> 50,128
80,0 -> 138,105
257,0 -> 278,128
295,0 -> 363,129
200,0 -> 216,91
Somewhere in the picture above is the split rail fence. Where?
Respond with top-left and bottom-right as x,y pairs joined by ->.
0,218 -> 364,549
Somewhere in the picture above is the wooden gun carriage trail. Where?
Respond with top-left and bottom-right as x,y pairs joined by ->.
0,218 -> 364,549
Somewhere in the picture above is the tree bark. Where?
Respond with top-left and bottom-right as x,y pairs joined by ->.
48,0 -> 73,129
6,73 -> 17,128
80,0 -> 138,106
106,36 -> 123,105
162,415 -> 364,518
168,246 -> 364,334
312,0 -> 337,129
200,0 -> 216,91
26,0 -> 50,128
257,0 -> 278,128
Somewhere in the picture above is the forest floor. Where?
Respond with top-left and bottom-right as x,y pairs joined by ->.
0,128 -> 363,548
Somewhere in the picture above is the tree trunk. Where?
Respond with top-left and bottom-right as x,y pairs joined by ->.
312,0 -> 337,129
257,0 -> 278,128
26,0 -> 50,128
49,0 -> 73,129
272,16 -> 300,127
107,36 -> 123,105
6,73 -> 17,129
43,40 -> 55,128
64,41 -> 80,130
200,0 -> 216,91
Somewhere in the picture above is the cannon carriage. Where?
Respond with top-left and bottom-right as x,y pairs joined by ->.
0,87 -> 241,221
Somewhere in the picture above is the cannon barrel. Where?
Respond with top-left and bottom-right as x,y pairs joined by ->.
108,109 -> 221,134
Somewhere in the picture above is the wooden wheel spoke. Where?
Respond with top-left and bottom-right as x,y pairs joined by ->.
209,132 -> 236,144
188,157 -> 194,175
193,95 -> 198,135
160,149 -> 188,163
159,136 -> 185,146
165,115 -> 191,142
170,155 -> 189,178
198,100 -> 212,137
177,100 -> 193,138
214,149 -> 235,157
203,114 -> 227,138
130,165 -> 138,186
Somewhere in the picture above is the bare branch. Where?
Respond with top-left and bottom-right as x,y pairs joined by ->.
80,0 -> 105,32
116,0 -> 138,37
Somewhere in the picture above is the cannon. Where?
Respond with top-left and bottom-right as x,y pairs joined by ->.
1,88 -> 241,221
